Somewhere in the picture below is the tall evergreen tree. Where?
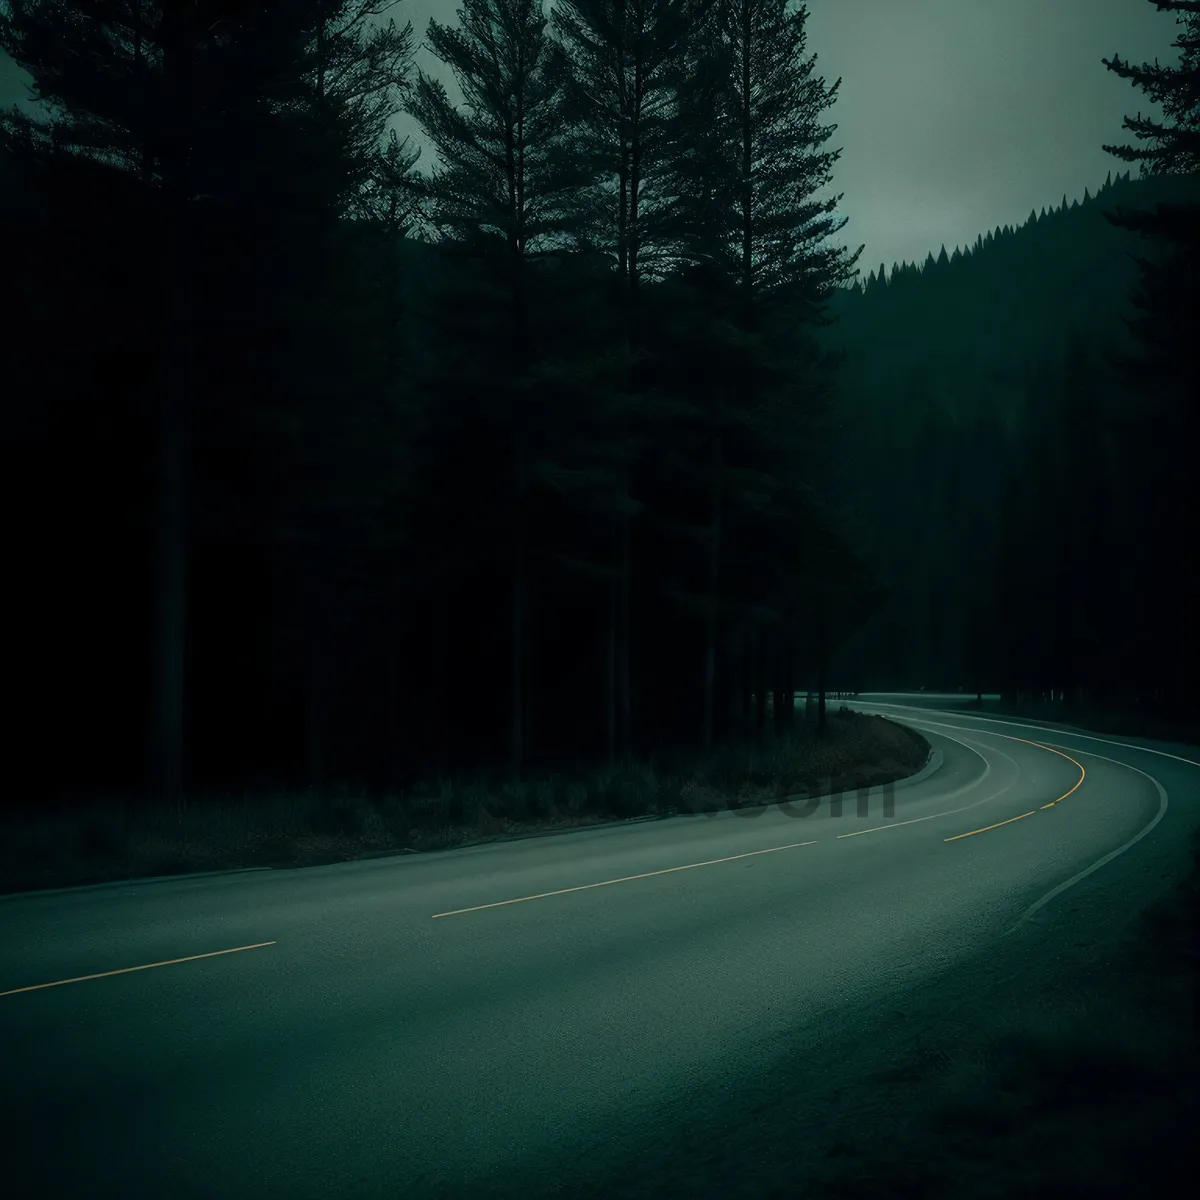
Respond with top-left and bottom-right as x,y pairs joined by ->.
1102,0 -> 1200,397
662,0 -> 861,739
405,0 -> 591,772
1103,1 -> 1200,177
675,0 -> 861,312
0,0 -> 258,812
1102,0 -> 1200,713
547,0 -> 699,762
0,0 -> 419,802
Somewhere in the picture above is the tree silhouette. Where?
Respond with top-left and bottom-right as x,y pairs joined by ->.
1103,0 -> 1200,713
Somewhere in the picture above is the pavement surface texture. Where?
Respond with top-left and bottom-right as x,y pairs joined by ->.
3,694 -> 1196,1199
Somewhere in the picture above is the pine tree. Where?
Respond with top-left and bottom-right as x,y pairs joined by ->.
1102,0 -> 1200,713
662,0 -> 862,740
1103,1 -> 1200,176
688,0 -> 862,310
0,1 -> 308,811
2,2 -> 423,799
404,0 -> 592,773
1102,0 -> 1200,402
303,2 -> 419,221
547,0 -> 700,762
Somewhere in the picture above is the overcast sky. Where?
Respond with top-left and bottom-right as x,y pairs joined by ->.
0,0 -> 1184,273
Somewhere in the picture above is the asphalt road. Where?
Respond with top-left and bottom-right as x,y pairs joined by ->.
2,696 -> 1198,1199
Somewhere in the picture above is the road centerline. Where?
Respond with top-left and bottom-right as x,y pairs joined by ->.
938,733 -> 1085,840
0,941 -> 278,998
836,726 -> 1019,839
432,839 -> 820,918
875,717 -> 1086,843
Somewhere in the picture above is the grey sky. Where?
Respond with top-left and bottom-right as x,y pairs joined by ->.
0,1 -> 1184,273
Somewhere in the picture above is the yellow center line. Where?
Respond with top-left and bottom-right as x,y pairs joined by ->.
945,810 -> 1037,841
0,941 -> 277,998
840,811 -> 954,838
432,840 -> 819,918
944,734 -> 1086,842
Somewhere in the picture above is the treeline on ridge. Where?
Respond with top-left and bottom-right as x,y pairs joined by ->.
824,168 -> 1200,707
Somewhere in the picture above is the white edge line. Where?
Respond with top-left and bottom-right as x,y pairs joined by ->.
859,704 -> 1200,768
1003,744 -> 1169,934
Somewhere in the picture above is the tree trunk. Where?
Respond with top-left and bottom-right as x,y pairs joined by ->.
703,425 -> 723,749
728,624 -> 744,734
433,584 -> 449,773
306,624 -> 325,793
616,215 -> 639,766
511,441 -> 528,777
606,538 -> 616,767
509,191 -> 530,776
149,1 -> 193,817
739,633 -> 748,724
151,261 -> 188,814
816,594 -> 828,737
754,630 -> 767,744
618,460 -> 631,762
783,636 -> 796,731
386,600 -> 405,792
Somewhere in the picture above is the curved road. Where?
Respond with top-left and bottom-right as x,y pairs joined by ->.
2,696 -> 1197,1198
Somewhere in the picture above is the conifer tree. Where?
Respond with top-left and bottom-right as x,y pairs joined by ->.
1103,1 -> 1200,176
547,0 -> 700,762
660,0 -> 861,741
1102,0 -> 1200,713
404,0 -> 592,772
1,1 -> 308,809
0,1 -> 420,800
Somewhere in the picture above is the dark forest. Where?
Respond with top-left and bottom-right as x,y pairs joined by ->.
1,0 -> 1196,811
2,4 -> 1200,1200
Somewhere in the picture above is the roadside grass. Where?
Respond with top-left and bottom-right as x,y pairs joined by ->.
0,709 -> 929,895
806,837 -> 1200,1199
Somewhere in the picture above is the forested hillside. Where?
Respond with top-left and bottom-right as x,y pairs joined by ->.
824,168 -> 1200,706
1,0 -> 1196,814
0,0 -> 868,807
